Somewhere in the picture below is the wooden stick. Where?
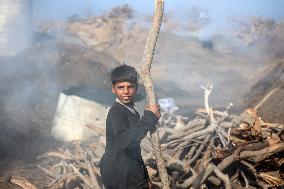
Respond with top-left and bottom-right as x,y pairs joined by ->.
192,163 -> 215,188
84,152 -> 101,189
184,145 -> 198,165
10,176 -> 37,189
69,164 -> 93,188
176,167 -> 196,188
140,0 -> 170,188
213,166 -> 232,189
216,147 -> 243,171
164,153 -> 188,172
240,171 -> 249,188
240,160 -> 257,178
180,119 -> 207,132
171,171 -> 179,189
37,164 -> 62,179
196,137 -> 213,173
170,124 -> 216,149
240,142 -> 284,162
188,134 -> 211,166
75,143 -> 101,188
200,85 -> 212,115
85,124 -> 106,136
46,151 -> 81,160
168,124 -> 206,141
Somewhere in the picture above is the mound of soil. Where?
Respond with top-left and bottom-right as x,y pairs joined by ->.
244,61 -> 284,123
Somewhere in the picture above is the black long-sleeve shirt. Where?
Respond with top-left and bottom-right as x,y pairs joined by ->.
100,101 -> 158,189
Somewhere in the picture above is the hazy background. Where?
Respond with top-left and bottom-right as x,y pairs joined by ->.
33,0 -> 284,38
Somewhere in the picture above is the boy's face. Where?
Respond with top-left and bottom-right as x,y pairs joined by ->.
112,81 -> 137,104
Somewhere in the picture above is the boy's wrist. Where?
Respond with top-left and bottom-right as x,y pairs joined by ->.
144,110 -> 159,121
144,110 -> 159,130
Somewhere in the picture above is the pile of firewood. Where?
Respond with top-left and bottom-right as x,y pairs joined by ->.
10,86 -> 284,189
142,85 -> 284,189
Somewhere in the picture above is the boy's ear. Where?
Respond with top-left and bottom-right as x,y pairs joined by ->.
111,85 -> 115,94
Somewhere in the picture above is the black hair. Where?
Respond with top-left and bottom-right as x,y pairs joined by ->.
111,64 -> 138,85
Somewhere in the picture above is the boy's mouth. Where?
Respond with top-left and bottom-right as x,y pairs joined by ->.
123,96 -> 131,100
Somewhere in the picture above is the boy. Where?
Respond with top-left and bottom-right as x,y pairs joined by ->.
100,65 -> 160,189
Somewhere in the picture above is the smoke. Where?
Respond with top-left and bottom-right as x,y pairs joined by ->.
0,28 -> 119,173
0,1 -> 284,178
0,0 -> 32,56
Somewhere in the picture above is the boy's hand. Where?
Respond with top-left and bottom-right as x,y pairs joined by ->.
145,104 -> 161,119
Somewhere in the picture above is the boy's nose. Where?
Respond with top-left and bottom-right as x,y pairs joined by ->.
123,88 -> 129,94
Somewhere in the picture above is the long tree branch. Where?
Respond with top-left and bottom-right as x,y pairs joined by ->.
140,0 -> 170,188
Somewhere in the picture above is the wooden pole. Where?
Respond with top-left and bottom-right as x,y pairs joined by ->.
140,0 -> 170,188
